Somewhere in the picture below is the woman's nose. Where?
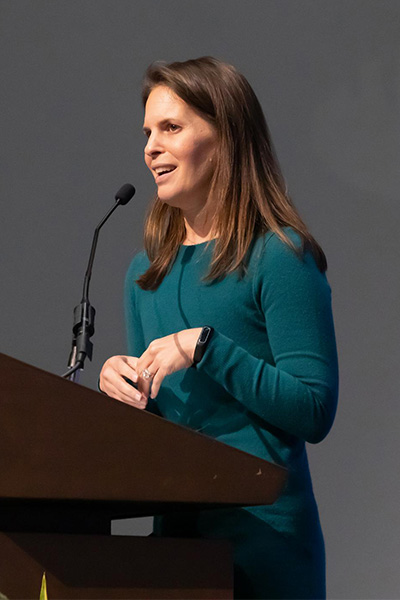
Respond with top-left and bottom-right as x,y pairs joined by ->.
144,132 -> 162,157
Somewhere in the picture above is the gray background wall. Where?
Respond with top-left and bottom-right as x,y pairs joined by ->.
1,1 -> 399,597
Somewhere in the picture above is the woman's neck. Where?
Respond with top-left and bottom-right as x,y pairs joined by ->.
182,230 -> 215,245
182,202 -> 216,245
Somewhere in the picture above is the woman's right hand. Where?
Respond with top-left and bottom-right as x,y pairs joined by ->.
99,355 -> 148,410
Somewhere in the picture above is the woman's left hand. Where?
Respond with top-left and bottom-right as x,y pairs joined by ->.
136,327 -> 202,399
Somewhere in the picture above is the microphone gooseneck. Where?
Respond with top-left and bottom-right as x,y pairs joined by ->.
62,184 -> 136,381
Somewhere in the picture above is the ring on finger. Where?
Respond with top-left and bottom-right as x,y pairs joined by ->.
142,368 -> 152,380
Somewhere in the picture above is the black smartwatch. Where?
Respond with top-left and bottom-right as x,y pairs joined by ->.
192,326 -> 214,366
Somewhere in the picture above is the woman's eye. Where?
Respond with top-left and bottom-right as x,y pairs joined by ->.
168,124 -> 179,132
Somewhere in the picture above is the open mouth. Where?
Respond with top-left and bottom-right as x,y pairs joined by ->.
154,166 -> 177,182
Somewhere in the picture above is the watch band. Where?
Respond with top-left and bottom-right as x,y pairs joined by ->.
192,326 -> 214,366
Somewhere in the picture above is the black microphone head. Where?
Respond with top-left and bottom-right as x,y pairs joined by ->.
115,183 -> 135,205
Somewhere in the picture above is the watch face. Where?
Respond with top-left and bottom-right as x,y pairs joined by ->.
193,327 -> 213,366
199,326 -> 211,344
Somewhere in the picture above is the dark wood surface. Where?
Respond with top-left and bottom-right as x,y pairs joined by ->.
0,353 -> 287,512
0,532 -> 233,599
0,352 -> 287,598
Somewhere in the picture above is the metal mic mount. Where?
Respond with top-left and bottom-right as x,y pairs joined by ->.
62,184 -> 136,381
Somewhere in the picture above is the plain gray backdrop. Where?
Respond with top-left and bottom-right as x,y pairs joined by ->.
1,1 -> 399,598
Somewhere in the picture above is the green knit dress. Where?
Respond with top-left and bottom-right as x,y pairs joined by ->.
124,229 -> 339,599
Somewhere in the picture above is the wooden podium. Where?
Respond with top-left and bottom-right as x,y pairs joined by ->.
0,353 -> 287,599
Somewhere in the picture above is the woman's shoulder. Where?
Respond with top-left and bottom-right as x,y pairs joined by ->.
252,227 -> 304,264
251,227 -> 325,285
125,249 -> 150,285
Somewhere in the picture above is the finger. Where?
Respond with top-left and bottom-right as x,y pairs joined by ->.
150,367 -> 166,399
101,357 -> 138,387
109,380 -> 144,404
116,394 -> 147,410
117,377 -> 142,398
137,340 -> 158,371
107,382 -> 147,409
101,366 -> 142,402
101,367 -> 138,394
137,361 -> 157,398
138,369 -> 154,398
117,362 -> 138,384
122,355 -> 139,372
116,395 -> 147,410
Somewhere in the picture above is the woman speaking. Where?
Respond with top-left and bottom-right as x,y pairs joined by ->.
100,57 -> 339,599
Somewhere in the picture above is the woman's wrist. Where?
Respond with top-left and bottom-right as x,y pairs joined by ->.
192,326 -> 214,367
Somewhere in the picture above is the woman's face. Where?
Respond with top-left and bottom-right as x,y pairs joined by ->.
143,85 -> 218,211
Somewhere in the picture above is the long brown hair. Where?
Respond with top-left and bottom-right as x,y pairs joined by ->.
137,56 -> 326,290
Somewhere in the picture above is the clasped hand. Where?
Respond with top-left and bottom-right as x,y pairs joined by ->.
99,327 -> 202,409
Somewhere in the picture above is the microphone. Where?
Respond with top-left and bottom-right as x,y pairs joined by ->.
115,183 -> 135,205
62,184 -> 136,380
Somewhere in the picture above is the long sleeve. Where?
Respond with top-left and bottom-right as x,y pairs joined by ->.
197,232 -> 339,443
124,253 -> 147,358
124,253 -> 164,416
125,233 -> 333,583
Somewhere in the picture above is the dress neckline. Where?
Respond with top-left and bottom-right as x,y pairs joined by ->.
177,239 -> 215,259
181,238 -> 217,247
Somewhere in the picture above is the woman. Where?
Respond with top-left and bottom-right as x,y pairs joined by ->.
100,57 -> 339,599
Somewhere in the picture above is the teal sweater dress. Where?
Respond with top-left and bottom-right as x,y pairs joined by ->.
124,229 -> 339,599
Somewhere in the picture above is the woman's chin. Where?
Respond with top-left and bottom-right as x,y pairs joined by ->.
157,191 -> 185,209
